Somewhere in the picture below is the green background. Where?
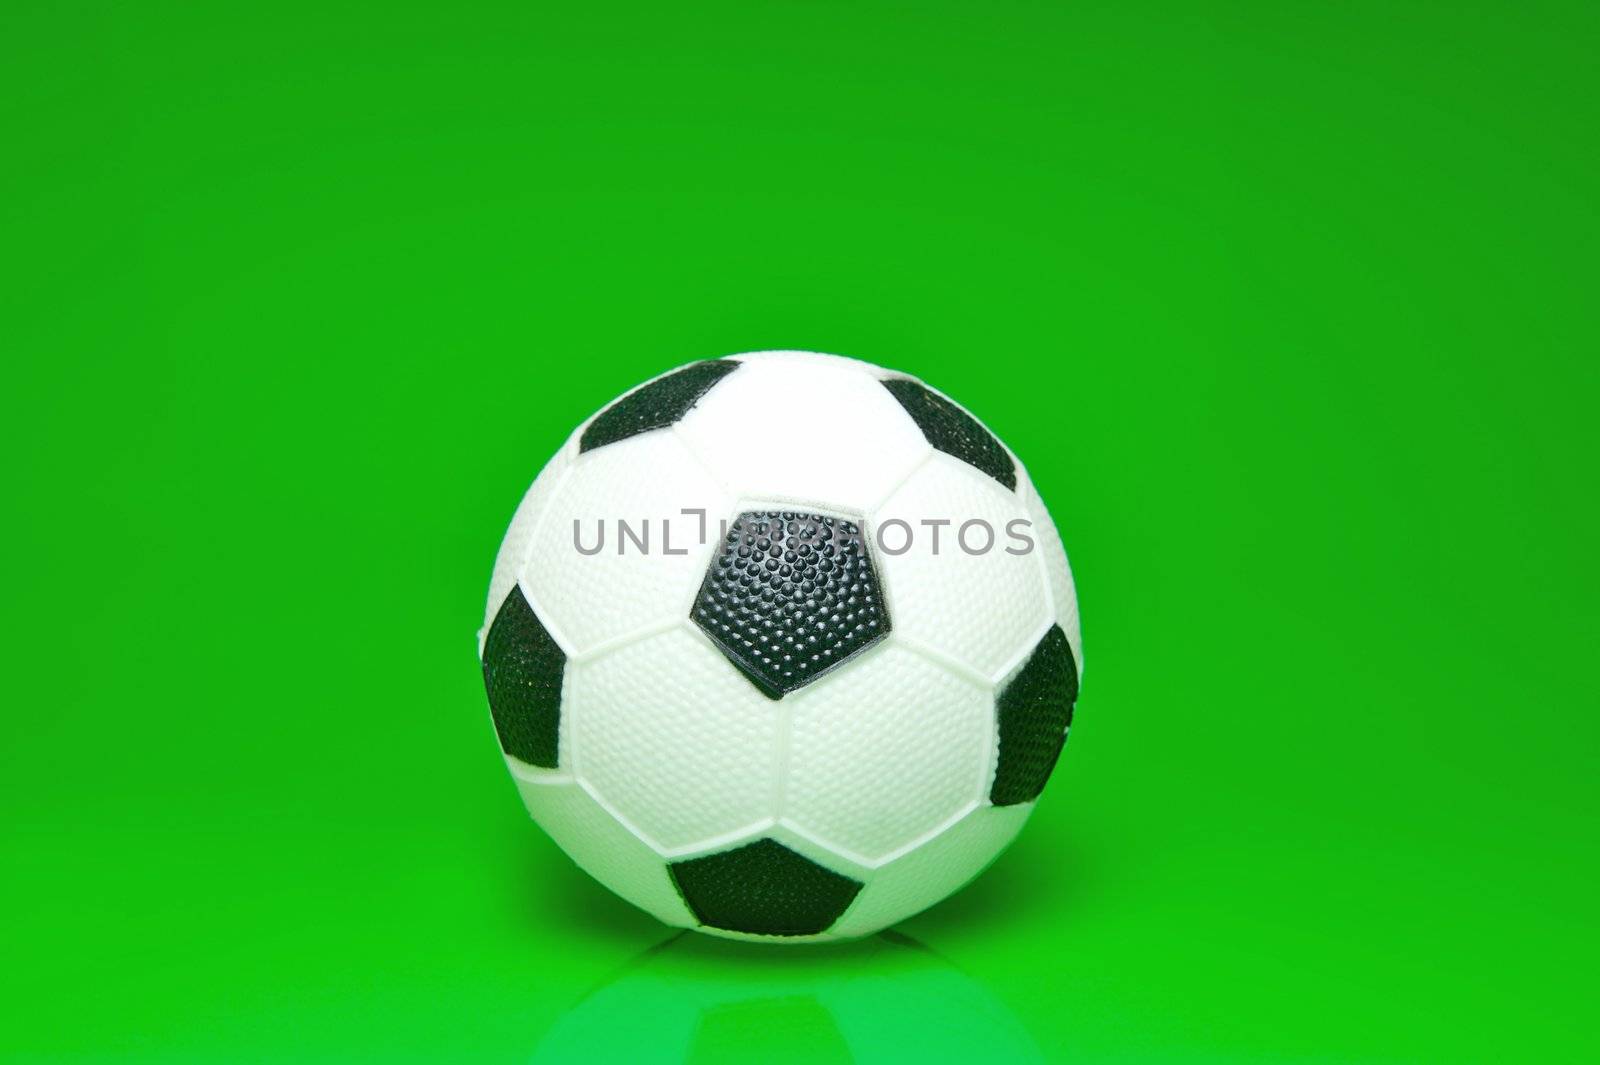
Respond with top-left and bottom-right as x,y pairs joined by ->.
5,2 -> 1595,1061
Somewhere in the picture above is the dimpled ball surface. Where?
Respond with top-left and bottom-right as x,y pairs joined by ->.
478,351 -> 1082,941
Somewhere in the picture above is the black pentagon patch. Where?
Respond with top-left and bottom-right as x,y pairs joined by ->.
579,359 -> 741,453
990,625 -> 1080,806
692,511 -> 889,699
882,378 -> 1016,490
481,586 -> 565,767
670,838 -> 863,936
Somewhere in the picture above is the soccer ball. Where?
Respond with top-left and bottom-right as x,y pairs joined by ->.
479,351 -> 1081,941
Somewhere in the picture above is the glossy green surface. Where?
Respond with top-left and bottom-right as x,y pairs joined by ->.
5,3 -> 1595,1061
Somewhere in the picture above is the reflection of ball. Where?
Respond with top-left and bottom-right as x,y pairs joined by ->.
479,351 -> 1082,941
532,933 -> 1044,1063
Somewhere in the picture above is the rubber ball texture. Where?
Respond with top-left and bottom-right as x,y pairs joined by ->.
670,837 -> 864,936
482,587 -> 566,767
882,377 -> 1017,490
692,511 -> 889,699
580,359 -> 741,453
991,625 -> 1080,806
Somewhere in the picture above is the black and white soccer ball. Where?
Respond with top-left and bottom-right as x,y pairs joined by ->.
479,351 -> 1081,941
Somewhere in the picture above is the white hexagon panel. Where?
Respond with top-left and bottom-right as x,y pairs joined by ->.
674,352 -> 931,513
828,803 -> 1032,939
512,772 -> 697,928
478,351 -> 1083,942
519,430 -> 734,657
567,626 -> 781,854
783,645 -> 994,866
872,452 -> 1051,683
